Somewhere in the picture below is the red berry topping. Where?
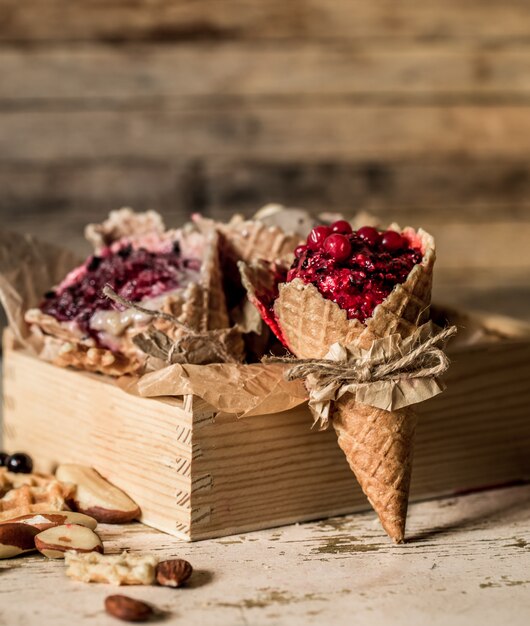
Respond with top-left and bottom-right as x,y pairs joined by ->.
323,234 -> 352,263
287,224 -> 422,323
381,230 -> 406,252
357,226 -> 381,247
307,225 -> 332,250
330,220 -> 353,235
294,245 -> 307,258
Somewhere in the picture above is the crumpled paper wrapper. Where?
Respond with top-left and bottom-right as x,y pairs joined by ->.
0,229 -> 308,418
0,230 -> 80,348
304,323 -> 450,428
135,362 -> 307,418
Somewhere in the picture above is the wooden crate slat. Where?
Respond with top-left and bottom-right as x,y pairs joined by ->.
2,43 -> 530,102
1,107 -> 529,165
1,0 -> 529,43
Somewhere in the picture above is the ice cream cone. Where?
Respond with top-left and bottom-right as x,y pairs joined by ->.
242,225 -> 435,541
27,213 -> 238,374
275,226 -> 435,357
332,397 -> 417,543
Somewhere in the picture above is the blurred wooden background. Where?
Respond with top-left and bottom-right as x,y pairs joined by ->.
0,0 -> 529,318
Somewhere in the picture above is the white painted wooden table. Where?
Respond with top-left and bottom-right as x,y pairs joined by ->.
0,485 -> 529,626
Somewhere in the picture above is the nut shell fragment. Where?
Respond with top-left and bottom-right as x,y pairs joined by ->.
55,465 -> 140,524
35,523 -> 103,559
104,595 -> 154,623
0,523 -> 39,559
155,558 -> 193,588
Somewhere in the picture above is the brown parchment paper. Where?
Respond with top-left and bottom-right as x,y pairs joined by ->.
0,230 -> 80,346
135,362 -> 307,418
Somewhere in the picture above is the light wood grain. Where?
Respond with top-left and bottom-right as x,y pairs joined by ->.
1,0 -> 529,43
0,485 -> 529,626
2,106 -> 529,162
2,43 -> 530,102
2,350 -> 194,538
3,320 -> 530,540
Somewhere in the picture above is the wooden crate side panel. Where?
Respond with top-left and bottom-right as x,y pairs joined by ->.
3,340 -> 530,541
413,341 -> 530,491
189,403 -> 362,540
2,349 -> 194,538
189,341 -> 530,540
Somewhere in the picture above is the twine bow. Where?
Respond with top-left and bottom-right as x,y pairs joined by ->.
264,322 -> 457,428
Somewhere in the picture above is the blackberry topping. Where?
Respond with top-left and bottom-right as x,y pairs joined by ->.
40,242 -> 199,344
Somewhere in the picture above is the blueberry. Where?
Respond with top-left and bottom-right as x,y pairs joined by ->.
0,451 -> 9,467
6,452 -> 33,474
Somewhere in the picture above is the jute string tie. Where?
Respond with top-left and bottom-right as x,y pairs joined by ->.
263,323 -> 458,423
265,325 -> 457,388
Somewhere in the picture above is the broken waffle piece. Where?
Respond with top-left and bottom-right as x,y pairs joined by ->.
65,551 -> 159,585
85,208 -> 165,252
0,468 -> 74,522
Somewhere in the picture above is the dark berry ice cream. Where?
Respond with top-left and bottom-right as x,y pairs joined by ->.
287,223 -> 423,323
40,236 -> 202,348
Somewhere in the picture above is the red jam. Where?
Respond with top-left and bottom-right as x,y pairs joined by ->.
40,242 -> 201,339
286,222 -> 423,323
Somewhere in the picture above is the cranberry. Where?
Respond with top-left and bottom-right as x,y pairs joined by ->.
6,452 -> 33,474
294,245 -> 307,258
0,452 -> 8,467
287,223 -> 422,323
330,220 -> 353,235
323,234 -> 352,263
307,226 -> 332,250
381,230 -> 406,253
357,226 -> 381,247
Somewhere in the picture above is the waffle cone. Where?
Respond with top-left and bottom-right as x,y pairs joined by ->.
219,219 -> 302,265
26,222 -> 236,374
260,226 -> 435,541
55,342 -> 143,376
275,227 -> 435,357
332,399 -> 417,543
199,230 -> 231,331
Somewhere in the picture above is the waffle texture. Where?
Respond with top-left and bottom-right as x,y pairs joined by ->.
219,219 -> 302,265
0,469 -> 74,522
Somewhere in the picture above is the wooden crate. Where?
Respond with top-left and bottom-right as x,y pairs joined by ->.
2,314 -> 530,541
